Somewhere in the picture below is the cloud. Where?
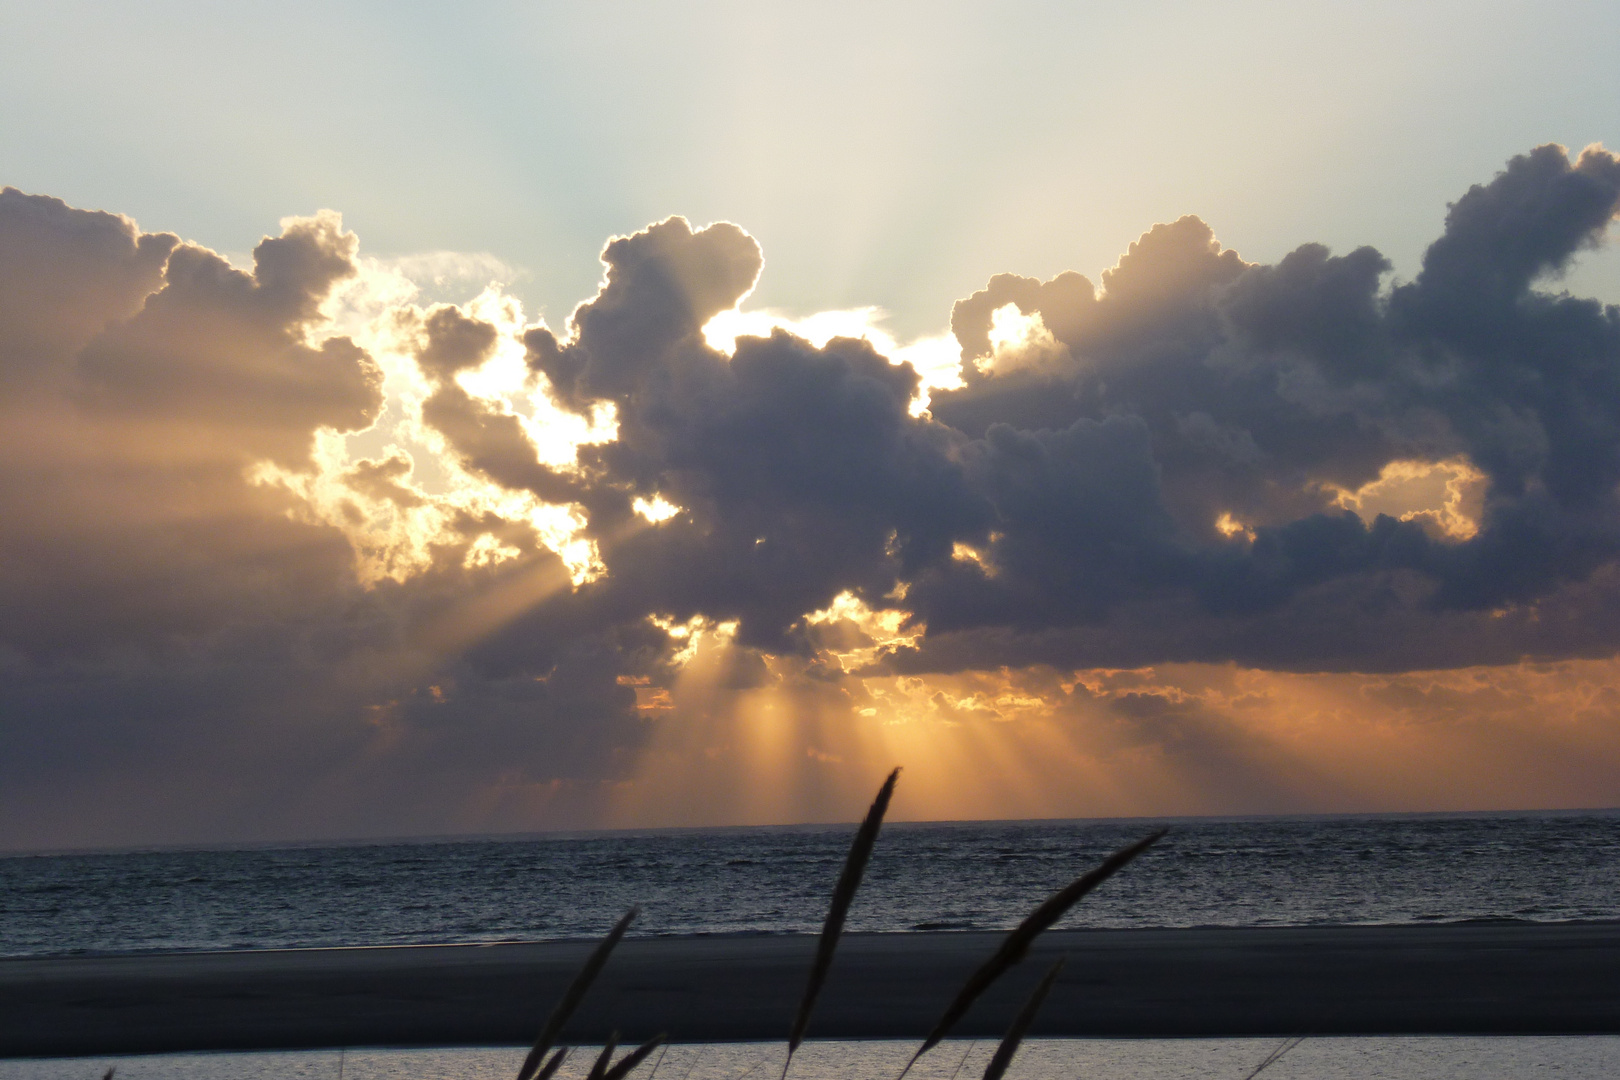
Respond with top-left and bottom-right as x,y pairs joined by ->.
76,211 -> 383,469
522,216 -> 988,650
901,144 -> 1620,669
0,189 -> 178,395
4,144 -> 1620,846
0,196 -> 380,660
0,194 -> 650,847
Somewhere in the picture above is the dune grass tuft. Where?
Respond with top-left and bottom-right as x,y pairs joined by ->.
515,770 -> 1166,1080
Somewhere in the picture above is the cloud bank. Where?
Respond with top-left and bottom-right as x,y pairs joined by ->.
3,144 -> 1620,848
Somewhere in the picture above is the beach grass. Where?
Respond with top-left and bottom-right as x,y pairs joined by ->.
518,769 -> 1166,1080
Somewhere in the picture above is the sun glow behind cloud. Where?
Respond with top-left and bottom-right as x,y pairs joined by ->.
978,303 -> 1075,377
1328,457 -> 1487,541
703,305 -> 963,414
632,494 -> 682,523
607,647 -> 1620,830
257,265 -> 615,588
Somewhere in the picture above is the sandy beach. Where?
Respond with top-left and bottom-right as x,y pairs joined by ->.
4,923 -> 1618,1058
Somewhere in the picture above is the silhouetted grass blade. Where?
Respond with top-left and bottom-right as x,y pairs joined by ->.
517,907 -> 639,1080
604,1033 -> 669,1080
586,1033 -> 621,1080
534,1048 -> 569,1080
980,960 -> 1063,1080
1241,1035 -> 1304,1080
783,767 -> 901,1078
899,828 -> 1166,1078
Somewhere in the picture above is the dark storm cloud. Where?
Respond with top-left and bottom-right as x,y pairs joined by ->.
522,218 -> 989,651
0,199 -> 382,657
496,146 -> 1620,672
0,193 -> 656,847
904,415 -> 1183,631
0,189 -> 178,394
933,214 -> 1396,534
894,145 -> 1620,670
75,211 -> 382,468
528,216 -> 764,410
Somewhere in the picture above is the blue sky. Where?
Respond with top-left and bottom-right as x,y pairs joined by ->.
4,0 -> 1618,335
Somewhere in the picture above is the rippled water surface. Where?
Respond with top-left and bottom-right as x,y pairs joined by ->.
3,811 -> 1618,957
5,1039 -> 1619,1080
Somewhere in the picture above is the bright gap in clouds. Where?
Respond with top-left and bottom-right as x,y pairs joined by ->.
703,305 -> 963,414
258,251 -> 622,587
1328,458 -> 1487,542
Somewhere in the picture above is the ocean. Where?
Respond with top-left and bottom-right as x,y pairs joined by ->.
4,810 -> 1618,958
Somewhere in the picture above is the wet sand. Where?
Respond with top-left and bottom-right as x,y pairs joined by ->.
4,923 -> 1618,1057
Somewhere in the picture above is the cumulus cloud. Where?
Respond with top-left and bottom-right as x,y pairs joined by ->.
906,144 -> 1620,670
0,192 -> 648,847
4,143 -> 1620,846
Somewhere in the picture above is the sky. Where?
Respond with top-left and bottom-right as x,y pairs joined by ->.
3,1 -> 1620,851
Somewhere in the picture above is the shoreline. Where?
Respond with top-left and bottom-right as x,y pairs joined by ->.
5,923 -> 1620,1057
9,912 -> 1615,963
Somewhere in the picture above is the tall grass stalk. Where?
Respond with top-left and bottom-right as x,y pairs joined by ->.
517,907 -> 639,1080
535,1048 -> 570,1080
899,828 -> 1167,1078
979,960 -> 1063,1080
604,1034 -> 670,1080
585,1033 -> 620,1080
1240,1036 -> 1303,1079
783,767 -> 901,1079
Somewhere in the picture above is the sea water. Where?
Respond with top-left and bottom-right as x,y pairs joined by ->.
5,812 -> 1620,1079
3,810 -> 1618,957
